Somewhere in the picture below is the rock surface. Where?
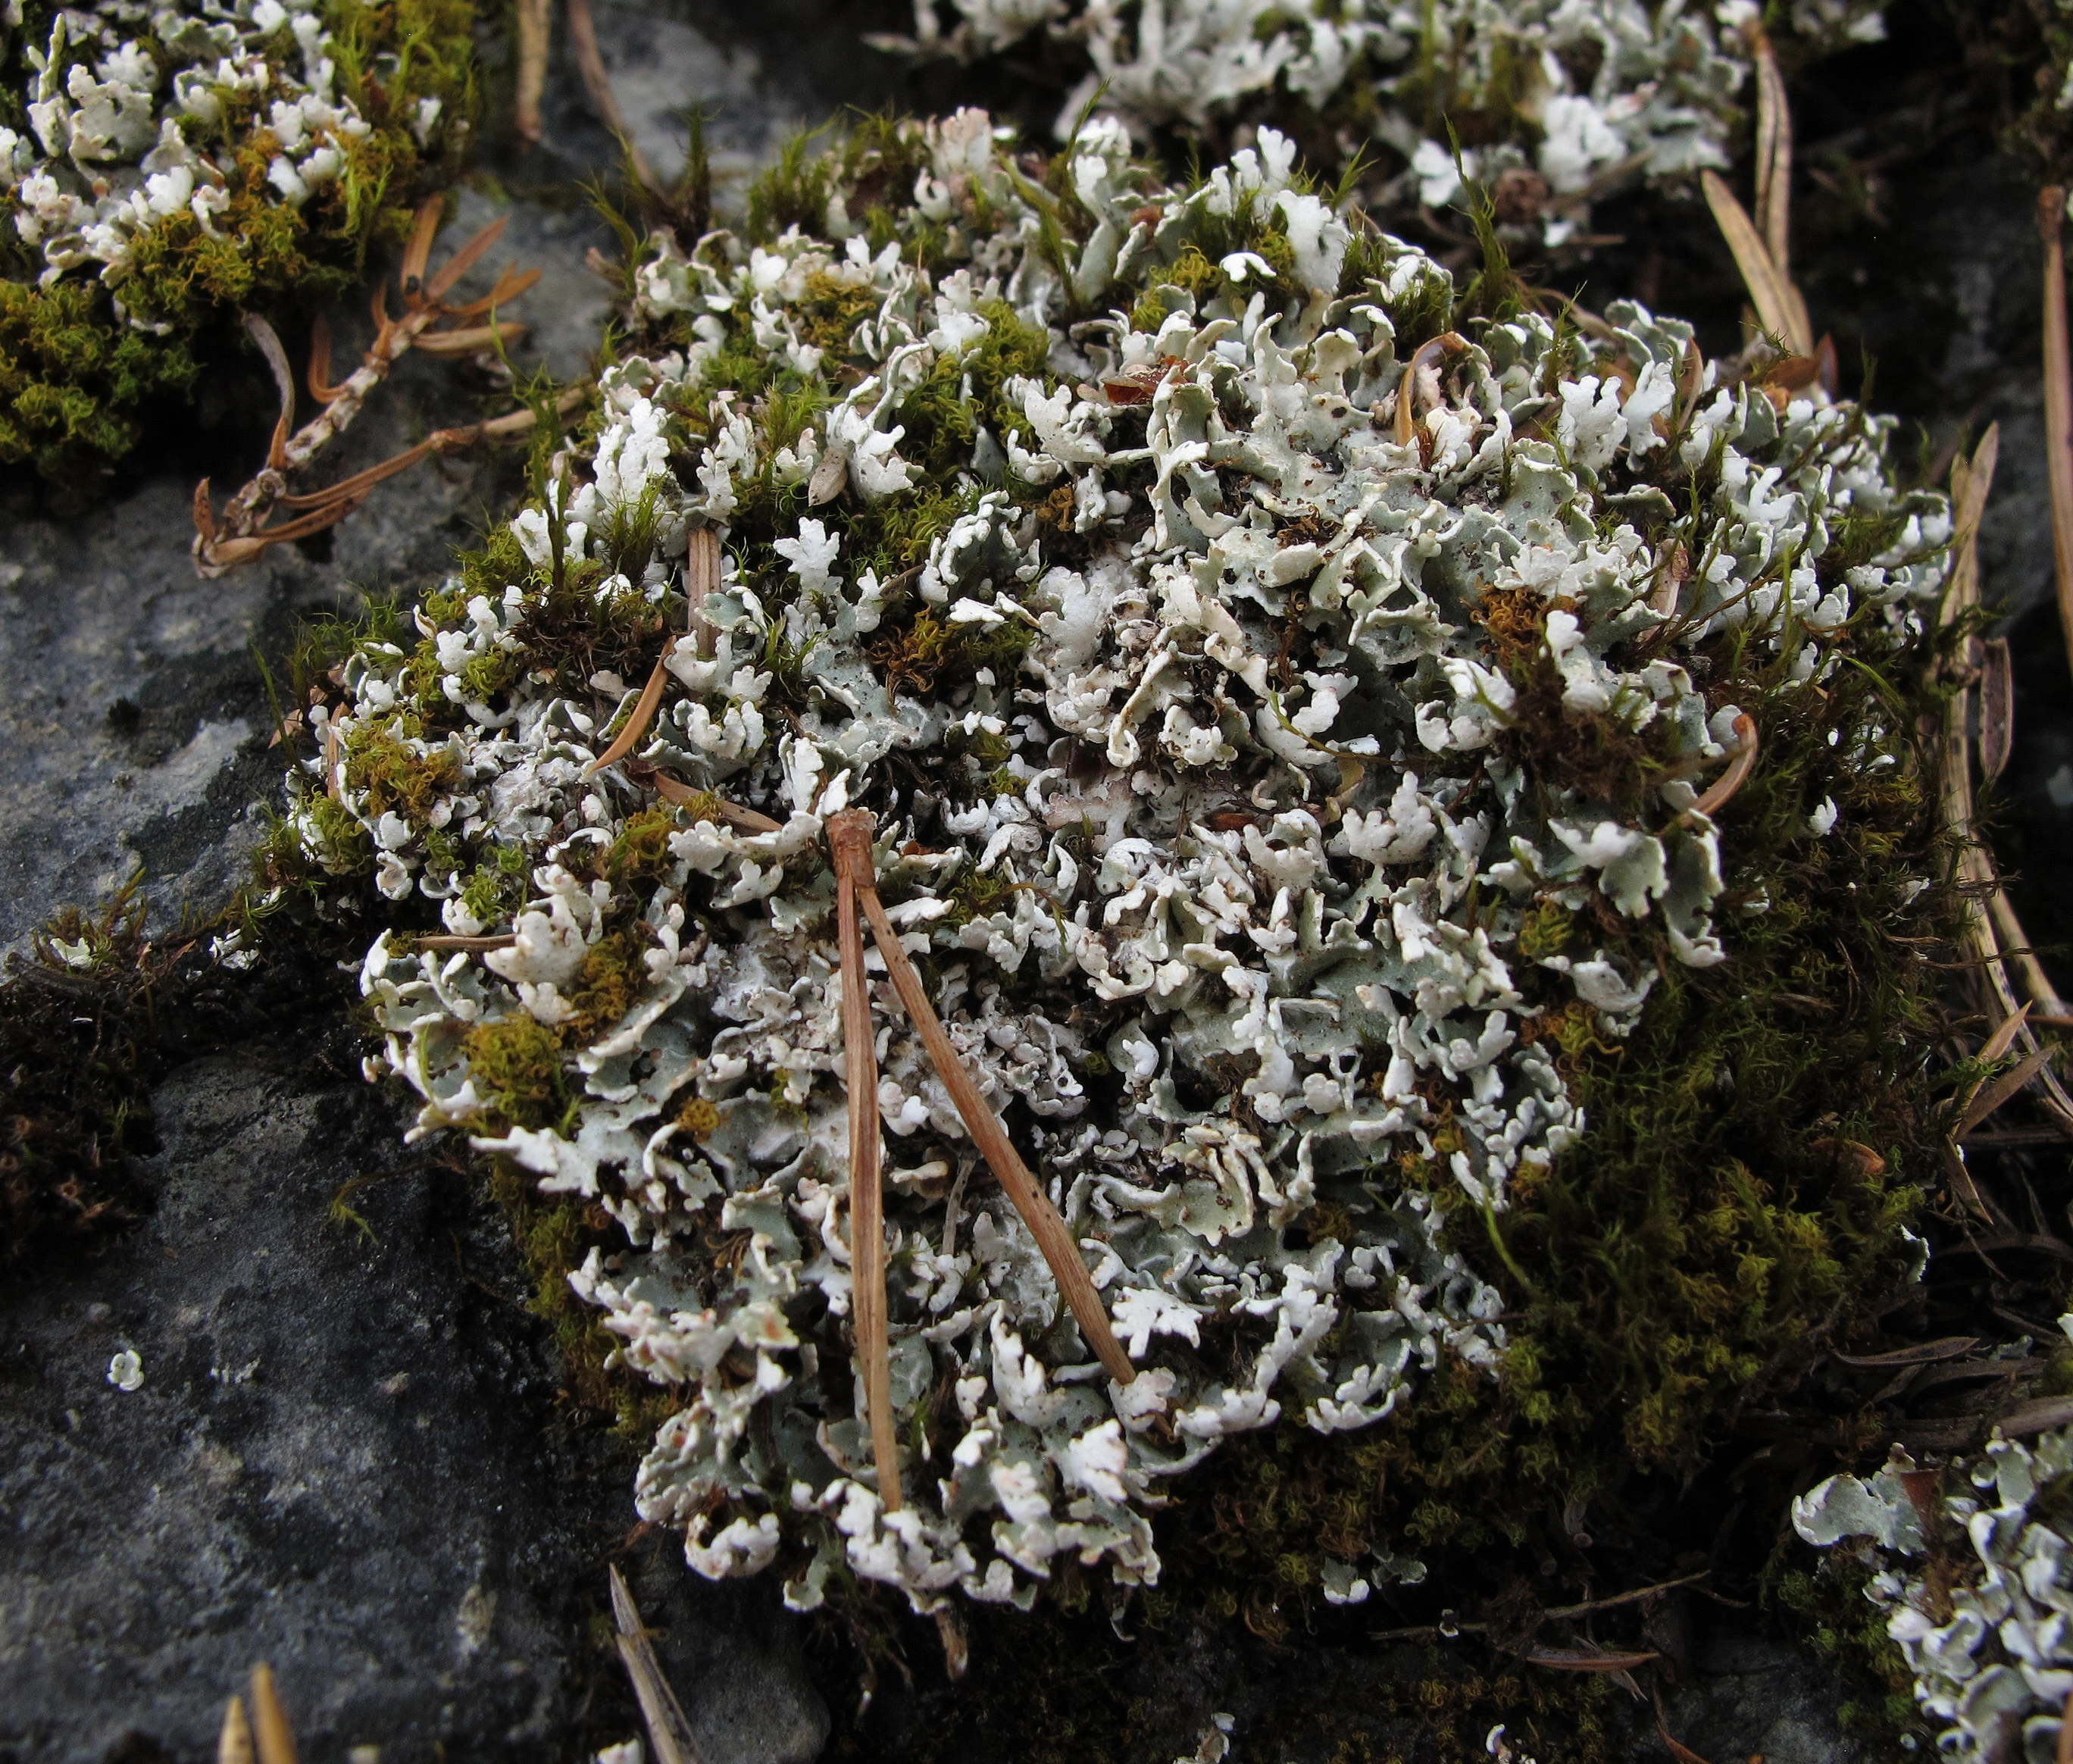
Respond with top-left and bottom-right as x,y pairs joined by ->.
0,1043 -> 828,1764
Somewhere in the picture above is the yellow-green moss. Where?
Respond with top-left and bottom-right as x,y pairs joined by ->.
462,1014 -> 571,1133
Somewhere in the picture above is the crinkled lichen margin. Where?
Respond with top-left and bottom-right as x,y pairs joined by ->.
880,0 -> 1889,249
1793,1331 -> 2073,1764
266,110 -> 1959,1637
0,0 -> 475,480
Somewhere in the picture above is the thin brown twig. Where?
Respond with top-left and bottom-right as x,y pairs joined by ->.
831,809 -> 1136,1386
829,811 -> 903,1509
1368,1570 -> 1711,1642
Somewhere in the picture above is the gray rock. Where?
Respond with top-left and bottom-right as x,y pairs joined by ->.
0,1047 -> 827,1764
1664,1628 -> 1865,1764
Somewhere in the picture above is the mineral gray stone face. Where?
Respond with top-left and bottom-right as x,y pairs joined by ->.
0,1050 -> 828,1762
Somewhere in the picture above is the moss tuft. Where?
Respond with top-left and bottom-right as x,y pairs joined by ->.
462,1015 -> 571,1134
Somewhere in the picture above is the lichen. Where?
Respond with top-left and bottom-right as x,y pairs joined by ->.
0,0 -> 474,479
1793,1365 -> 2073,1762
877,0 -> 1890,248
275,113 -> 1954,1625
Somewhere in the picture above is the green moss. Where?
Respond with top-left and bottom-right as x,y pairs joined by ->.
462,1014 -> 571,1133
1772,1550 -> 1927,1749
1127,613 -> 1956,1635
605,806 -> 678,891
868,603 -> 1034,702
481,1155 -> 681,1438
562,928 -> 651,1040
0,280 -> 201,479
342,721 -> 459,825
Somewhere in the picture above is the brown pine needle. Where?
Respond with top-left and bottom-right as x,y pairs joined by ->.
1981,1001 -> 2034,1066
1524,1647 -> 1659,1674
217,1695 -> 254,1764
245,314 -> 296,469
829,811 -> 903,1509
2043,188 -> 2073,692
2059,1685 -> 2073,1764
306,314 -> 342,403
643,771 -> 783,832
830,810 -> 1135,1386
193,203 -> 548,576
422,212 -> 508,302
249,1665 -> 297,1764
567,0 -> 658,190
1960,1043 -> 2062,1138
1653,1681 -> 1715,1764
1701,170 -> 1812,358
443,264 -> 544,321
1934,424 -> 2073,1128
1981,635 -> 2015,782
686,527 -> 720,658
608,1565 -> 704,1764
1392,331 -> 1470,445
514,0 -> 553,145
589,530 -> 725,774
413,320 -> 529,356
1688,713 -> 1756,821
587,649 -> 676,774
1750,33 -> 1811,349
1989,889 -> 2071,1021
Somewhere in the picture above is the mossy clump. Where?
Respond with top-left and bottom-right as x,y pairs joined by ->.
295,111 -> 1961,1676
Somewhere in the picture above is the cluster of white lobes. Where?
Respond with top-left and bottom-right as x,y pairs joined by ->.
0,0 -> 446,320
887,0 -> 1887,246
316,115 -> 1948,1612
1796,1332 -> 2073,1764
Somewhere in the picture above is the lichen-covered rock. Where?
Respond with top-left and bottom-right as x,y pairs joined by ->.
281,113 -> 1949,1618
0,0 -> 473,477
1794,1365 -> 2073,1764
880,0 -> 1886,247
